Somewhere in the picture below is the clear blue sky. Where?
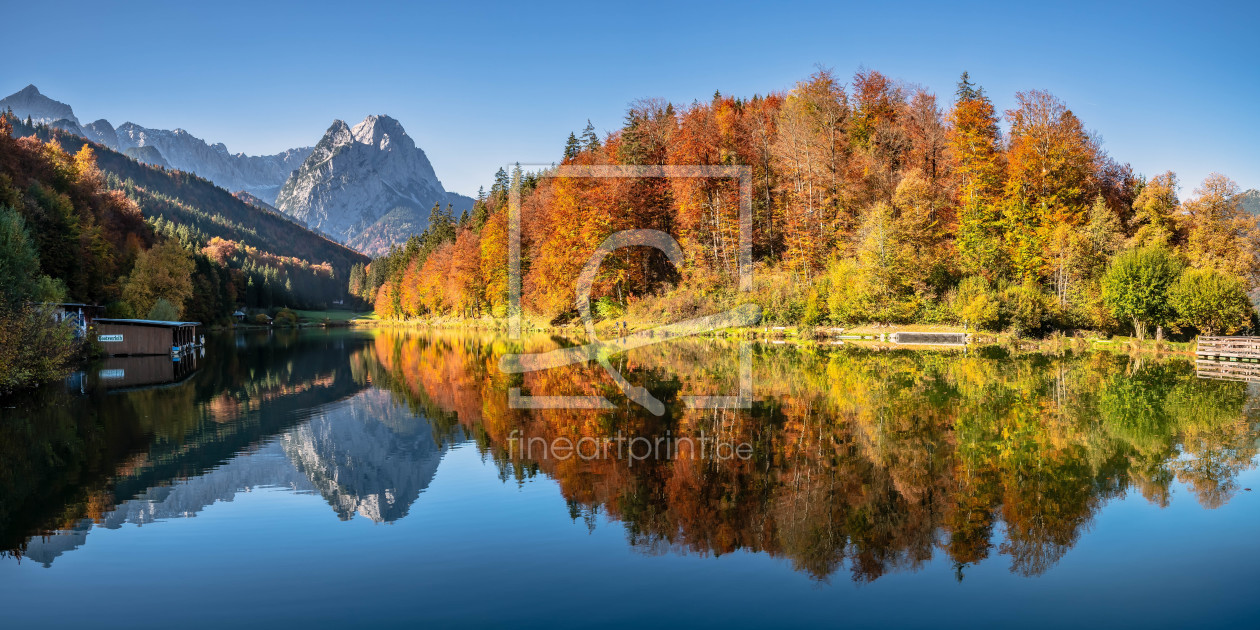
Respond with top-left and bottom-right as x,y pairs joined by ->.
4,0 -> 1257,196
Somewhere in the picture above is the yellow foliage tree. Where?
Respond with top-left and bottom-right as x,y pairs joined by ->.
122,240 -> 195,318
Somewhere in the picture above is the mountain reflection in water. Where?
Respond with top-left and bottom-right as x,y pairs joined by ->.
1,328 -> 1257,585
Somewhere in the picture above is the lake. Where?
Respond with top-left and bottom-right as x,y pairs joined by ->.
2,328 -> 1258,628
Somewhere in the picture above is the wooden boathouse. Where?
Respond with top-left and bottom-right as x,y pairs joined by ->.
94,319 -> 200,356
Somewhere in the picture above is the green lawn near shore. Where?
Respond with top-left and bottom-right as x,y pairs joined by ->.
292,309 -> 374,322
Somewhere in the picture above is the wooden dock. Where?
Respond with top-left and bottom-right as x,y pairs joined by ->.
1195,336 -> 1260,362
890,331 -> 968,346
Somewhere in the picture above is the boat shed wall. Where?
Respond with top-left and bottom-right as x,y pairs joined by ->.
94,319 -> 198,356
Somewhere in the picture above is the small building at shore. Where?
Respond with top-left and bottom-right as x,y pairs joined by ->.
94,319 -> 200,356
32,303 -> 104,339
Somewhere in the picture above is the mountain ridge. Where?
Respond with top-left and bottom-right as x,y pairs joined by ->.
1,84 -> 312,204
3,84 -> 474,256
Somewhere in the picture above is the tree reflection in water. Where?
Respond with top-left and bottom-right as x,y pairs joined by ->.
1,329 -> 1255,583
361,330 -> 1259,582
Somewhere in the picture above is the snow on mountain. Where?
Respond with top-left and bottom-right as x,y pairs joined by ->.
275,114 -> 473,255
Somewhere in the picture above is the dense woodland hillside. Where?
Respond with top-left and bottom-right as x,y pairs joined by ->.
358,70 -> 1259,340
0,112 -> 369,391
6,115 -> 368,291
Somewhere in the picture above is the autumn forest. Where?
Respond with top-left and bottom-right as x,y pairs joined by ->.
356,70 -> 1259,340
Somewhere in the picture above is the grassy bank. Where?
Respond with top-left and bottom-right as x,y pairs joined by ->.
291,309 -> 375,322
357,308 -> 1199,357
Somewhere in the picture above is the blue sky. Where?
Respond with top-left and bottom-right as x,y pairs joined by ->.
4,0 -> 1257,196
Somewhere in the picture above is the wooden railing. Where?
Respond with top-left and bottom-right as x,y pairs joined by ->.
1196,336 -> 1260,361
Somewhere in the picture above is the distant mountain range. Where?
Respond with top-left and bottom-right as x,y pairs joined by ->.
6,115 -> 369,304
0,85 -> 312,202
0,84 -> 470,254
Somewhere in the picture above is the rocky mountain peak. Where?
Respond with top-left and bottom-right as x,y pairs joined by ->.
350,114 -> 409,149
0,83 -> 80,126
274,114 -> 468,254
82,119 -> 118,148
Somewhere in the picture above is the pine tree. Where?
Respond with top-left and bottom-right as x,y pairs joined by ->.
491,168 -> 510,201
563,132 -> 581,160
956,71 -> 982,102
470,198 -> 490,229
580,120 -> 600,151
948,76 -> 1007,278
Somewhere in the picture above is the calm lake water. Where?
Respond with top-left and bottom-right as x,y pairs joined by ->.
2,329 -> 1259,628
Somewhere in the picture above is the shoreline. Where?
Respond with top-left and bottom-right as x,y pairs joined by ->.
348,316 -> 1198,357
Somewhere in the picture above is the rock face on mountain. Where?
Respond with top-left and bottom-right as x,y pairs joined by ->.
0,84 -> 78,126
114,123 -> 313,202
82,118 -> 118,147
123,145 -> 171,168
275,115 -> 473,255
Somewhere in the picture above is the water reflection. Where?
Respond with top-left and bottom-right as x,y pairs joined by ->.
0,330 -> 452,565
362,332 -> 1260,581
20,441 -> 309,567
283,389 -> 453,522
97,354 -> 202,391
1,329 -> 1257,585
